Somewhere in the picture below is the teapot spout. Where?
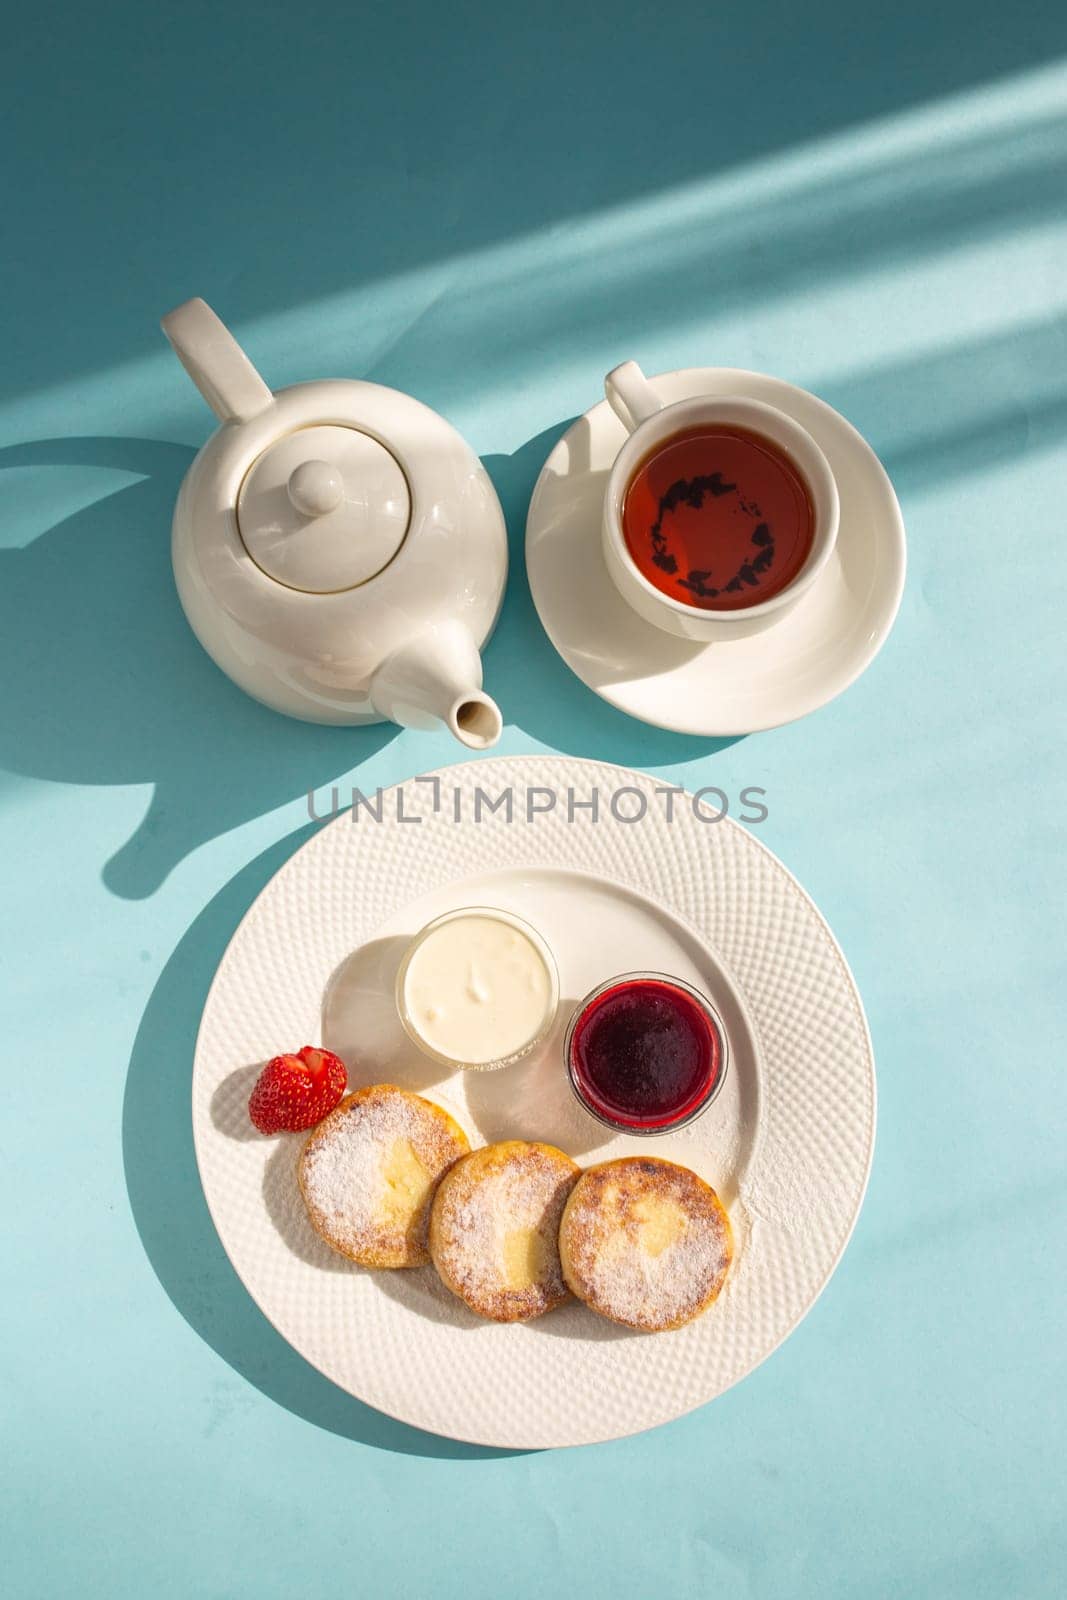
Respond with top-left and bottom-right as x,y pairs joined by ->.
369,621 -> 502,750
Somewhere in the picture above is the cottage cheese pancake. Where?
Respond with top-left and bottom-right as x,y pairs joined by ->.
430,1141 -> 581,1321
298,1084 -> 469,1268
559,1157 -> 733,1332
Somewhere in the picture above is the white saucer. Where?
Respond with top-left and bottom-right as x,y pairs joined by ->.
525,368 -> 906,736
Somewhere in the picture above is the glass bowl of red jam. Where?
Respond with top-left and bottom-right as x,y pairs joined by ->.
565,972 -> 727,1134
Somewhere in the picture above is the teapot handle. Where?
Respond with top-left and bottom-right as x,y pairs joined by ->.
161,298 -> 274,424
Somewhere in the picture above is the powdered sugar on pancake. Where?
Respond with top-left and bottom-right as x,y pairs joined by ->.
430,1142 -> 580,1321
298,1085 -> 468,1267
559,1157 -> 733,1332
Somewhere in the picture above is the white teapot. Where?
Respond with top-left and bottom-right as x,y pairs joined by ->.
163,298 -> 507,748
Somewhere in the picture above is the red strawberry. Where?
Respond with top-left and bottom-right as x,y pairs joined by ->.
248,1046 -> 347,1134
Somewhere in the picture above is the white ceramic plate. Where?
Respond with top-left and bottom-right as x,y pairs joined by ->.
193,756 -> 876,1448
525,368 -> 906,735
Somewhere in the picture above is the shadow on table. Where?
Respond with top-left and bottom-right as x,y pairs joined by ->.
0,437 -> 398,901
121,825 -> 531,1460
7,0 -> 1067,404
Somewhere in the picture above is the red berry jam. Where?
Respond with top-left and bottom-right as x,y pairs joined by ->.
566,975 -> 725,1133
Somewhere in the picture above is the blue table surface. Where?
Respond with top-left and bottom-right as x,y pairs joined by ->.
3,4 -> 1065,1595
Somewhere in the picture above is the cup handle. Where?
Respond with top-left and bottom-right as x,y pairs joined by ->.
160,298 -> 274,425
604,360 -> 664,433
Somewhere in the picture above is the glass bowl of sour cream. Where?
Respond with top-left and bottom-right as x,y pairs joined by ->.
396,907 -> 560,1072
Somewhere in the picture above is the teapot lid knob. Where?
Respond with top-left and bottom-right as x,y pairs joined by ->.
287,459 -> 345,518
236,424 -> 411,593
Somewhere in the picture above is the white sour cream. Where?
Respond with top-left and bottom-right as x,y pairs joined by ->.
399,909 -> 558,1069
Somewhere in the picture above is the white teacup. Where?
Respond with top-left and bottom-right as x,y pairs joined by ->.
603,361 -> 840,641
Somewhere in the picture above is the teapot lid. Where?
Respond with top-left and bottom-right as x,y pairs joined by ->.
236,424 -> 410,593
